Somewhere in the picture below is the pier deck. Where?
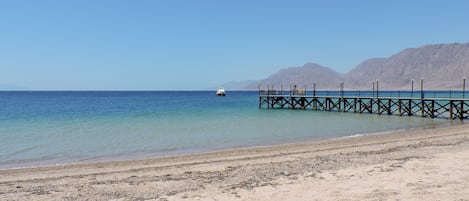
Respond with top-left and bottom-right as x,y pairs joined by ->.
259,92 -> 468,120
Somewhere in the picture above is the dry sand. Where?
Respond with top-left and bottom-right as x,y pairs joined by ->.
1,123 -> 469,200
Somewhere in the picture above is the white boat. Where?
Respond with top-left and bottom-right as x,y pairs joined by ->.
216,88 -> 226,96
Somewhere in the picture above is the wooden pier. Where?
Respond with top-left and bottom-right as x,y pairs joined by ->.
258,90 -> 469,120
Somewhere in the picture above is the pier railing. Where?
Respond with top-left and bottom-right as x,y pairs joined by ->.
259,90 -> 468,120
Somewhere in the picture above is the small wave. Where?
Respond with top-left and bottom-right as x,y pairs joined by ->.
367,129 -> 407,136
339,134 -> 365,139
339,128 -> 409,139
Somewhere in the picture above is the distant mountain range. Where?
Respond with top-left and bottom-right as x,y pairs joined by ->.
239,42 -> 469,90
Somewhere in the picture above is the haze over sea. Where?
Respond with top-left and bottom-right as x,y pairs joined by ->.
0,91 -> 452,169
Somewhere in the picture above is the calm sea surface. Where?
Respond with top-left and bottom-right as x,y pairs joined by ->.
0,91 -> 457,169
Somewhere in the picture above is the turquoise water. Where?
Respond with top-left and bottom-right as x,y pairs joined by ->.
0,91 -> 451,169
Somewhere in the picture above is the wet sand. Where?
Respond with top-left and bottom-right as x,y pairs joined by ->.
1,123 -> 469,200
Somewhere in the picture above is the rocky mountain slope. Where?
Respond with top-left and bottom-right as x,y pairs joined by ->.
245,43 -> 469,90
347,43 -> 469,90
245,63 -> 344,90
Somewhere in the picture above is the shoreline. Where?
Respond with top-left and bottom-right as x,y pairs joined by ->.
2,123 -> 469,200
0,119 -> 454,171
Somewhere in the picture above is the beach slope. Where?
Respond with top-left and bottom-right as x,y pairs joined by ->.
1,124 -> 469,200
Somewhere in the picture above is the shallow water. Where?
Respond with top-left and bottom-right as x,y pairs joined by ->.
0,91 -> 451,169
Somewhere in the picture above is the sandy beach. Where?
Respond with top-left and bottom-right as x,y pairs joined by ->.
1,123 -> 469,200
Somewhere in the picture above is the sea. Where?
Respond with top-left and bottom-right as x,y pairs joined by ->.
0,91 -> 463,169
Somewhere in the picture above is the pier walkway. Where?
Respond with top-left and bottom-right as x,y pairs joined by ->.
259,90 -> 468,120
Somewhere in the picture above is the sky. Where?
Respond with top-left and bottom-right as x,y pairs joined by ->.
1,0 -> 469,90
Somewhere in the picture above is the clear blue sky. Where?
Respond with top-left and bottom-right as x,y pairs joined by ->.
1,0 -> 468,90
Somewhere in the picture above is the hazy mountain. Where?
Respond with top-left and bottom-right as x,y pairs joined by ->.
245,63 -> 344,90
244,42 -> 469,91
346,43 -> 469,90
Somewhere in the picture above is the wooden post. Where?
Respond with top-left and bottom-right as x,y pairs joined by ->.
312,97 -> 316,110
461,100 -> 464,120
397,98 -> 402,116
411,79 -> 414,98
377,98 -> 381,114
280,96 -> 284,109
450,100 -> 453,119
420,78 -> 424,116
354,98 -> 357,112
259,96 -> 262,108
421,100 -> 425,117
338,97 -> 342,112
359,98 -> 362,113
431,100 -> 435,118
420,78 -> 424,99
388,99 -> 392,115
340,82 -> 344,98
376,79 -> 379,98
301,97 -> 305,110
313,82 -> 316,97
463,77 -> 466,99
408,99 -> 412,116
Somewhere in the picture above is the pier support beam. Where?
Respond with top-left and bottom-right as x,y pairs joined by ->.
259,93 -> 467,120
